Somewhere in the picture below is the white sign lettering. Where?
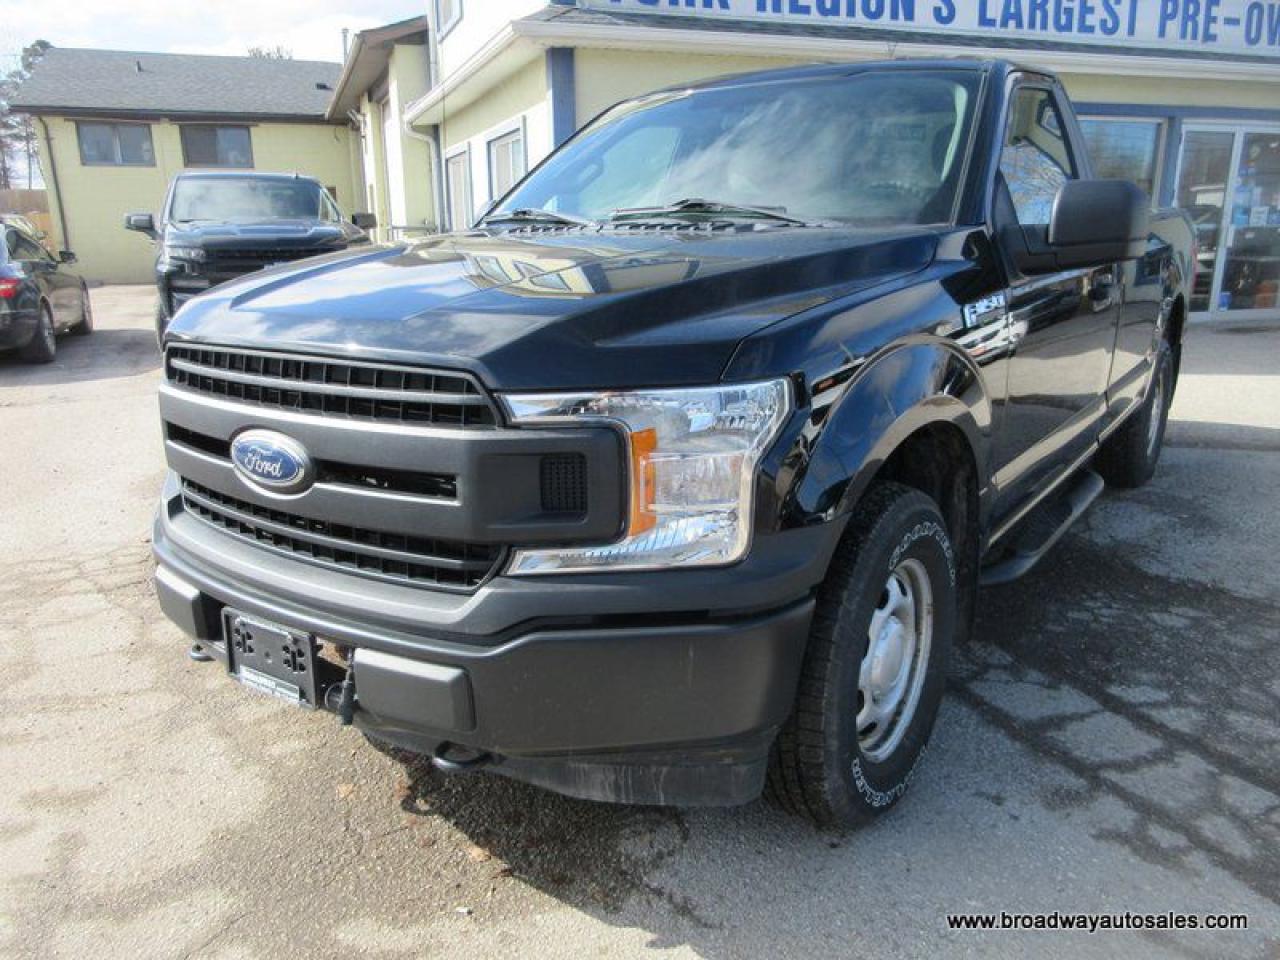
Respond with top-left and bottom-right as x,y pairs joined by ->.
580,0 -> 1280,59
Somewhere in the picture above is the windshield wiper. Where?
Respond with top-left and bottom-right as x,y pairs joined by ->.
611,198 -> 811,226
480,207 -> 597,228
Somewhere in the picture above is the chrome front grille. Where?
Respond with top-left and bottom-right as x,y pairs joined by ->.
165,345 -> 499,427
180,479 -> 502,591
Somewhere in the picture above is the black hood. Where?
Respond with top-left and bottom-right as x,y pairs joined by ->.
167,226 -> 938,390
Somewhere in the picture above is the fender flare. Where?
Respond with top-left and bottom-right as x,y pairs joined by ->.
790,337 -> 994,526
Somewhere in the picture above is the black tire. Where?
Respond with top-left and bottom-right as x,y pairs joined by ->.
155,298 -> 169,347
767,482 -> 957,828
19,303 -> 57,364
72,285 -> 93,335
1095,342 -> 1173,489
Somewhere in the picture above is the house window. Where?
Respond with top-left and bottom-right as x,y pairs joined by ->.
76,122 -> 154,166
488,128 -> 526,201
446,149 -> 472,230
436,0 -> 462,36
180,125 -> 254,168
1080,117 -> 1164,203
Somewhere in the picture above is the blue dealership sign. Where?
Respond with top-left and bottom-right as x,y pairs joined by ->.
583,0 -> 1280,57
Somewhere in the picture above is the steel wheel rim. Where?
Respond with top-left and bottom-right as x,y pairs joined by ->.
857,557 -> 933,764
1146,362 -> 1166,457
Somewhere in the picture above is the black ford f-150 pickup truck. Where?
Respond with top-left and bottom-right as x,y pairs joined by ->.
152,60 -> 1192,826
125,171 -> 375,340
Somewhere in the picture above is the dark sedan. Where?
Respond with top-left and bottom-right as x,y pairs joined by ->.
0,223 -> 92,364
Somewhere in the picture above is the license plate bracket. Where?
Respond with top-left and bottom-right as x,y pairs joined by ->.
223,610 -> 319,708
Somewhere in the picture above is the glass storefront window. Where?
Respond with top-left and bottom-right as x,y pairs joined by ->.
1176,127 -> 1280,316
1176,130 -> 1234,313
1220,132 -> 1280,312
1079,117 -> 1163,201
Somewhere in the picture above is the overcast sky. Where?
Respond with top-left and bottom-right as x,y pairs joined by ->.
0,0 -> 426,66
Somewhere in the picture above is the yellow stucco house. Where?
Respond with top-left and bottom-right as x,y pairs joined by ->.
11,48 -> 362,284
325,16 -> 438,244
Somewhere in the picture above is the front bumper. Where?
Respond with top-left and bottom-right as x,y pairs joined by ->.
153,484 -> 835,805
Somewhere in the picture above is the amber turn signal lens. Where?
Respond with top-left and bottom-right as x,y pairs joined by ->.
627,427 -> 658,536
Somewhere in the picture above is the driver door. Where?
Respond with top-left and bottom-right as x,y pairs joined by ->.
990,84 -> 1120,532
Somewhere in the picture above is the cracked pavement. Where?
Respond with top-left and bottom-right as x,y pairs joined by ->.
1,286 -> 1277,958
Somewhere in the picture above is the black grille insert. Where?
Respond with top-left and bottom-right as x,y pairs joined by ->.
540,453 -> 588,514
180,479 -> 499,591
165,423 -> 458,500
204,247 -> 339,272
166,345 -> 498,427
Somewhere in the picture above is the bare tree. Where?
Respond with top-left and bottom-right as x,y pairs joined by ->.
0,40 -> 51,189
247,45 -> 293,60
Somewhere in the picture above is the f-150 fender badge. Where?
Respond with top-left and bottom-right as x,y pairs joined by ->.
963,292 -> 1007,330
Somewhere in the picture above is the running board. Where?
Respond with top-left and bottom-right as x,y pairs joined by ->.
980,469 -> 1105,587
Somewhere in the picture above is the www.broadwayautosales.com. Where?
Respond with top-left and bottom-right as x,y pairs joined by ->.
947,911 -> 1249,933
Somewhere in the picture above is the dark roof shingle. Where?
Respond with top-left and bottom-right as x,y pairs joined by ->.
10,47 -> 342,119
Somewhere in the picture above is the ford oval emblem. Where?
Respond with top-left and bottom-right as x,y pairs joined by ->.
230,429 -> 314,495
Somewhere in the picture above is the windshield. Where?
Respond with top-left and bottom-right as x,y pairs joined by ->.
495,70 -> 980,227
169,177 -> 340,223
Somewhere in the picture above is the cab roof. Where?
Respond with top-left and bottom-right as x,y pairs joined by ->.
172,170 -> 322,184
662,58 -> 1047,94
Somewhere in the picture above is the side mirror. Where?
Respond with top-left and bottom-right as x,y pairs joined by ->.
1045,179 -> 1149,270
58,250 -> 77,264
352,212 -> 377,230
124,212 -> 157,238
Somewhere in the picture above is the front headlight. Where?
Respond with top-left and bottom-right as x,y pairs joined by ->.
163,246 -> 206,262
502,379 -> 791,574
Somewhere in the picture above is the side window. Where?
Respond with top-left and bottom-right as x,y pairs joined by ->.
319,189 -> 341,222
10,232 -> 48,262
999,88 -> 1077,227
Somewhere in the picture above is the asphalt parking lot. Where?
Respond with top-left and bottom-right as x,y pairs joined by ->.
1,285 -> 1278,959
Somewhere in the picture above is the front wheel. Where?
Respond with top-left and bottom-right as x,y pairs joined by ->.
767,482 -> 957,827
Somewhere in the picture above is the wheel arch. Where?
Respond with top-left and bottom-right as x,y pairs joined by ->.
787,338 -> 990,638
790,338 -> 992,524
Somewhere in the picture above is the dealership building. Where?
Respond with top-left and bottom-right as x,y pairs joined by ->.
414,0 -> 1280,321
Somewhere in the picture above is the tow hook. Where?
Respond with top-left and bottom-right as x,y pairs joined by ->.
323,665 -> 357,725
431,742 -> 494,774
